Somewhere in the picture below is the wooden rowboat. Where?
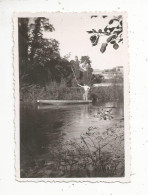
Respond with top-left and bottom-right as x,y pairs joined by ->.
37,100 -> 92,105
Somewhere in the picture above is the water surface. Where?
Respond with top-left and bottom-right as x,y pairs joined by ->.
20,102 -> 124,177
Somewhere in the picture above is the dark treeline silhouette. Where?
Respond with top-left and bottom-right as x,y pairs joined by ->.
18,17 -> 99,89
19,17 -> 72,87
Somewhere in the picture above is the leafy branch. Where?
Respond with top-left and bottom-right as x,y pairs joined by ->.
87,15 -> 123,53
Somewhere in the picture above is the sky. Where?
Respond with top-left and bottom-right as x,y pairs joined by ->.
43,13 -> 126,70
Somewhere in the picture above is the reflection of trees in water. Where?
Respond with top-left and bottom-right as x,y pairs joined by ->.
20,102 -> 124,178
20,106 -> 65,164
20,105 -> 88,164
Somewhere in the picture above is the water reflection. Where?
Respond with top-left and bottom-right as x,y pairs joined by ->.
20,101 -> 124,177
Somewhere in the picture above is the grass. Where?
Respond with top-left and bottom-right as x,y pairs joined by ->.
20,81 -> 123,104
48,123 -> 124,178
20,81 -> 84,104
90,85 -> 124,102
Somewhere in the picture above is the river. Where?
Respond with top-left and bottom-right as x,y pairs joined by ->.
20,101 -> 124,178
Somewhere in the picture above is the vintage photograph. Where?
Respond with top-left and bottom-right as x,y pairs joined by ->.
14,12 -> 130,181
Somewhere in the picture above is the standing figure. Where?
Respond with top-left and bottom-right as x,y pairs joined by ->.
78,84 -> 90,101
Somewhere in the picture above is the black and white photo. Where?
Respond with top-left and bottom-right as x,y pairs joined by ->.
14,12 -> 130,181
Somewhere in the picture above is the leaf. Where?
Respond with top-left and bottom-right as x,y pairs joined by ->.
109,19 -> 114,24
113,43 -> 119,50
86,31 -> 93,34
106,32 -> 111,36
116,30 -> 122,35
108,27 -> 115,32
107,36 -> 113,43
90,35 -> 100,46
110,40 -> 116,44
100,43 -> 108,53
104,26 -> 108,32
112,35 -> 117,39
116,25 -> 120,29
113,18 -> 119,22
113,31 -> 118,34
118,38 -> 123,43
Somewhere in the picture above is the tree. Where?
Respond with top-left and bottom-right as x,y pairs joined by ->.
87,15 -> 123,53
19,17 -> 74,86
28,17 -> 55,63
18,17 -> 55,85
19,18 -> 94,88
30,38 -> 61,84
18,18 -> 29,80
80,56 -> 93,85
70,57 -> 80,79
70,56 -> 94,86
91,74 -> 104,84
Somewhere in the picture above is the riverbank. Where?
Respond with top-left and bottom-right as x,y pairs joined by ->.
20,82 -> 123,104
21,118 -> 124,178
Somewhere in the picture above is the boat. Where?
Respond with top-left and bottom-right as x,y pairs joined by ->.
37,100 -> 92,105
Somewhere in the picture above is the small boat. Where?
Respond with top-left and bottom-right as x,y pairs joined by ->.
37,100 -> 92,105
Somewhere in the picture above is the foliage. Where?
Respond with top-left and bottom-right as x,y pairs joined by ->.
90,74 -> 104,84
28,17 -> 55,63
20,82 -> 123,104
49,121 -> 124,177
19,18 -> 74,86
20,82 -> 84,104
90,85 -> 124,102
19,18 -> 95,88
70,56 -> 94,86
18,18 -> 30,79
19,16 -> 125,178
80,56 -> 91,65
93,108 -> 113,120
87,15 -> 123,53
20,113 -> 124,178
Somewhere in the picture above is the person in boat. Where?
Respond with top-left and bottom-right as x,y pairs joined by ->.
78,83 -> 90,101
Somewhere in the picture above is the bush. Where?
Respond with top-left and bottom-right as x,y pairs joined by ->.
20,82 -> 123,104
47,115 -> 124,177
90,85 -> 123,102
20,81 -> 84,104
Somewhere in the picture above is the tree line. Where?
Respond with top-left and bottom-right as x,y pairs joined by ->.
19,17 -> 102,88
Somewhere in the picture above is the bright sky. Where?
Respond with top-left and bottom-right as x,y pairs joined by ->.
43,13 -> 126,70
